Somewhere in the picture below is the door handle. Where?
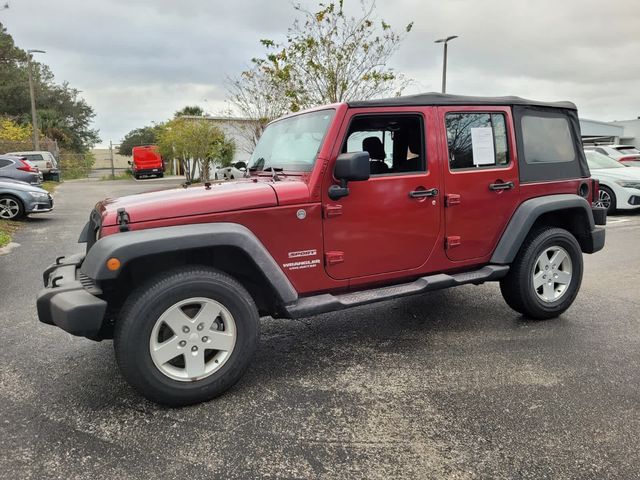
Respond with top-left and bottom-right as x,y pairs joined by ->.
409,188 -> 439,198
488,181 -> 514,191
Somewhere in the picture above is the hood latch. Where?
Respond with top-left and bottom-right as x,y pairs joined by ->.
116,207 -> 130,232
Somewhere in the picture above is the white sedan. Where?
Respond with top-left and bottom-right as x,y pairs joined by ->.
585,144 -> 640,167
586,150 -> 640,214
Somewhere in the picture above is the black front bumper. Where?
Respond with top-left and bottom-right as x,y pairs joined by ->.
36,254 -> 107,340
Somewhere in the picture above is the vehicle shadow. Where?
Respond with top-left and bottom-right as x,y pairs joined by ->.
44,285 -> 563,412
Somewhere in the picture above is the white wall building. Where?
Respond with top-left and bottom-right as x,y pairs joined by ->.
579,118 -> 640,146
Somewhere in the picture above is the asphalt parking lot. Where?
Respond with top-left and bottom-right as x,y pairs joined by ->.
1,178 -> 639,479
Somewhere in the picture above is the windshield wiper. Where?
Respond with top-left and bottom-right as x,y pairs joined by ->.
248,157 -> 266,174
262,166 -> 284,181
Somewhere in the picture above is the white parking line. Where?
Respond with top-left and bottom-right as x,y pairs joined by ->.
608,218 -> 631,225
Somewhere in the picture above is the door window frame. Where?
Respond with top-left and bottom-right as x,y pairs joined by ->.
330,109 -> 430,180
439,106 -> 517,175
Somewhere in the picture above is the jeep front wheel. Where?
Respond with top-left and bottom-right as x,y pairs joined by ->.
499,227 -> 583,319
114,266 -> 259,406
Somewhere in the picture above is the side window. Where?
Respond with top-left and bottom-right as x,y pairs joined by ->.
445,113 -> 509,170
0,159 -> 12,168
343,114 -> 425,175
521,114 -> 576,164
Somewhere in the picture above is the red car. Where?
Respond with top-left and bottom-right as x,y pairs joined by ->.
38,93 -> 606,406
130,145 -> 164,179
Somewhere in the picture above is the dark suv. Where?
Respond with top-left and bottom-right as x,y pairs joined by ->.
37,93 -> 606,406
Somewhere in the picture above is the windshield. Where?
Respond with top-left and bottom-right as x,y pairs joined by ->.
249,109 -> 335,172
585,150 -> 626,169
20,154 -> 44,161
615,146 -> 640,155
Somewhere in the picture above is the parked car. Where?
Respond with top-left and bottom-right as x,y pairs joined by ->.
37,93 -> 605,406
130,145 -> 164,179
214,161 -> 247,180
0,155 -> 42,185
585,149 -> 640,214
4,150 -> 59,179
0,178 -> 53,220
584,144 -> 640,167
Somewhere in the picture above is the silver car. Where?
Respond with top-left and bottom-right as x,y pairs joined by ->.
0,155 -> 42,185
0,178 -> 53,220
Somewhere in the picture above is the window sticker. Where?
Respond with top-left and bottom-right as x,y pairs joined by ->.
470,127 -> 495,166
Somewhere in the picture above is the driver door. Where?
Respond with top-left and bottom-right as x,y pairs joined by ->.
322,108 -> 441,280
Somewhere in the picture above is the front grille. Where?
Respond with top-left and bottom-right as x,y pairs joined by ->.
77,271 -> 101,295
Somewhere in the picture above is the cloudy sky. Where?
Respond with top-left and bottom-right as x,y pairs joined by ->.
3,0 -> 639,147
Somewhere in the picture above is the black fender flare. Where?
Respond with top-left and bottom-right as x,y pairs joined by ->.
491,194 -> 600,264
80,222 -> 298,304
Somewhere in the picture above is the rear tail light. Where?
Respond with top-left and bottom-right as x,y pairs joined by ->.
618,156 -> 640,164
17,159 -> 38,173
591,178 -> 600,204
46,161 -> 52,168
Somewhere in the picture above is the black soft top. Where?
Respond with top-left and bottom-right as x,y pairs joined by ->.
348,92 -> 577,110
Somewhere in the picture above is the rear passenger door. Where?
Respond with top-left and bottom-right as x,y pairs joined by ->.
438,107 -> 520,262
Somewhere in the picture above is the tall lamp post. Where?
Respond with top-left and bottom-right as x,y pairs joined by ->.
27,49 -> 46,150
434,36 -> 458,94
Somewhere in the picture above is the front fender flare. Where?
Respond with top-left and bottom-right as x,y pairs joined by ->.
80,222 -> 298,304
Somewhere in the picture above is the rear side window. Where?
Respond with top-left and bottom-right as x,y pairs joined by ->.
521,115 -> 576,164
0,159 -> 12,168
445,113 -> 509,170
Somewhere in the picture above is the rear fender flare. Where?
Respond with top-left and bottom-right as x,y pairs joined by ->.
491,194 -> 595,264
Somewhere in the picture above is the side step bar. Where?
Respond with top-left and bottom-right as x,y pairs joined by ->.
283,265 -> 509,319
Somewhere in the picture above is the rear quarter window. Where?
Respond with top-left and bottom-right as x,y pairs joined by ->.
521,115 -> 577,164
514,106 -> 588,183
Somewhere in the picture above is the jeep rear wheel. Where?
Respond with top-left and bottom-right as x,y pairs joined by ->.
114,266 -> 259,406
499,227 -> 583,319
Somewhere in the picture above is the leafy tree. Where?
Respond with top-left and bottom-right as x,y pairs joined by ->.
118,125 -> 161,156
158,118 -> 235,182
226,66 -> 290,151
0,117 -> 31,141
174,105 -> 204,118
228,0 -> 413,120
0,22 -> 100,152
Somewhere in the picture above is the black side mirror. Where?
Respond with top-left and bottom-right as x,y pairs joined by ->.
127,161 -> 132,165
329,152 -> 370,200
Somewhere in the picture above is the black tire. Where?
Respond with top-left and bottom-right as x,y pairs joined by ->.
114,266 -> 260,406
0,194 -> 25,220
500,227 -> 583,320
134,173 -> 140,180
599,185 -> 616,215
158,172 -> 164,178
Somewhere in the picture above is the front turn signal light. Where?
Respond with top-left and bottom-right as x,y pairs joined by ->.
106,257 -> 121,271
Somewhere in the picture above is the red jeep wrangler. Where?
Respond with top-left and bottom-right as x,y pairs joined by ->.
37,94 -> 606,406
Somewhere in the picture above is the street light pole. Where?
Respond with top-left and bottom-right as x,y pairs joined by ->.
26,49 -> 46,150
434,36 -> 458,94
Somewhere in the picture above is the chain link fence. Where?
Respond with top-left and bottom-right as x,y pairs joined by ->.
0,139 -> 96,180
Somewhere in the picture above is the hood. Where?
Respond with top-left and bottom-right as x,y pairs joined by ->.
0,178 -> 47,193
591,166 -> 640,181
98,179 -> 279,226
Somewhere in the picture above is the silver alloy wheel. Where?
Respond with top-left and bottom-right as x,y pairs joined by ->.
595,189 -> 611,209
532,246 -> 573,302
149,297 -> 237,382
0,197 -> 20,219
